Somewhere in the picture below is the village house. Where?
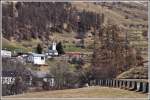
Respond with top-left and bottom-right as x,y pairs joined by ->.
27,53 -> 46,65
31,71 -> 55,88
86,32 -> 93,38
2,69 -> 33,96
2,70 -> 16,85
2,70 -> 32,85
15,55 -> 27,64
2,70 -> 17,96
1,50 -> 11,58
48,42 -> 58,56
43,75 -> 55,87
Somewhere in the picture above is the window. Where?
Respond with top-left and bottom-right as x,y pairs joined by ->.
41,57 -> 44,60
50,78 -> 54,86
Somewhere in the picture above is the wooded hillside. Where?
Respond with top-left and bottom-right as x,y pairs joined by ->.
2,2 -> 101,41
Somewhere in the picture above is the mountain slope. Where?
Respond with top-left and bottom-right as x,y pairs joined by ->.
2,2 -> 148,54
71,2 -> 148,28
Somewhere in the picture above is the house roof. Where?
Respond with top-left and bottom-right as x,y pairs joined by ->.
31,71 -> 54,78
48,50 -> 58,53
2,68 -> 33,78
2,70 -> 17,77
1,50 -> 11,52
31,53 -> 45,57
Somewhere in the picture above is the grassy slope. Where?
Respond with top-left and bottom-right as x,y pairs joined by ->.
2,31 -> 92,52
117,67 -> 148,79
71,2 -> 147,26
3,86 -> 148,98
46,59 -> 76,71
2,37 -> 42,52
51,32 -> 93,52
53,32 -> 82,52
2,38 -> 29,52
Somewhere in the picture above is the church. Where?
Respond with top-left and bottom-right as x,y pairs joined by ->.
48,42 -> 58,56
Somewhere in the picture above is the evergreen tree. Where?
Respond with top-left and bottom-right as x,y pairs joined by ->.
56,42 -> 65,55
80,39 -> 85,48
36,44 -> 43,54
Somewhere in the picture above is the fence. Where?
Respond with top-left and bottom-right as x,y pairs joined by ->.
89,79 -> 149,93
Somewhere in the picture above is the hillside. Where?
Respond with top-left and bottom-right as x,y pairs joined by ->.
2,2 -> 148,53
117,66 -> 148,79
2,2 -> 148,79
71,2 -> 148,28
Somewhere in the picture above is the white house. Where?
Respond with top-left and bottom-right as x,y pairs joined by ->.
48,42 -> 58,56
1,50 -> 11,58
43,76 -> 55,87
32,71 -> 55,87
2,71 -> 16,85
27,53 -> 45,65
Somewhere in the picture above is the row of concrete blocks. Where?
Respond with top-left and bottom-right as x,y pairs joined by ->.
89,79 -> 149,93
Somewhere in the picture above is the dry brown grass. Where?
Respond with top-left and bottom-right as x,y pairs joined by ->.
3,86 -> 148,99
71,2 -> 147,26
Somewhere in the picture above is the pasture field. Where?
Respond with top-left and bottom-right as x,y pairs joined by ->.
2,86 -> 148,99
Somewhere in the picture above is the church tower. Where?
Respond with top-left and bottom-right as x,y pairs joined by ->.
52,42 -> 56,51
